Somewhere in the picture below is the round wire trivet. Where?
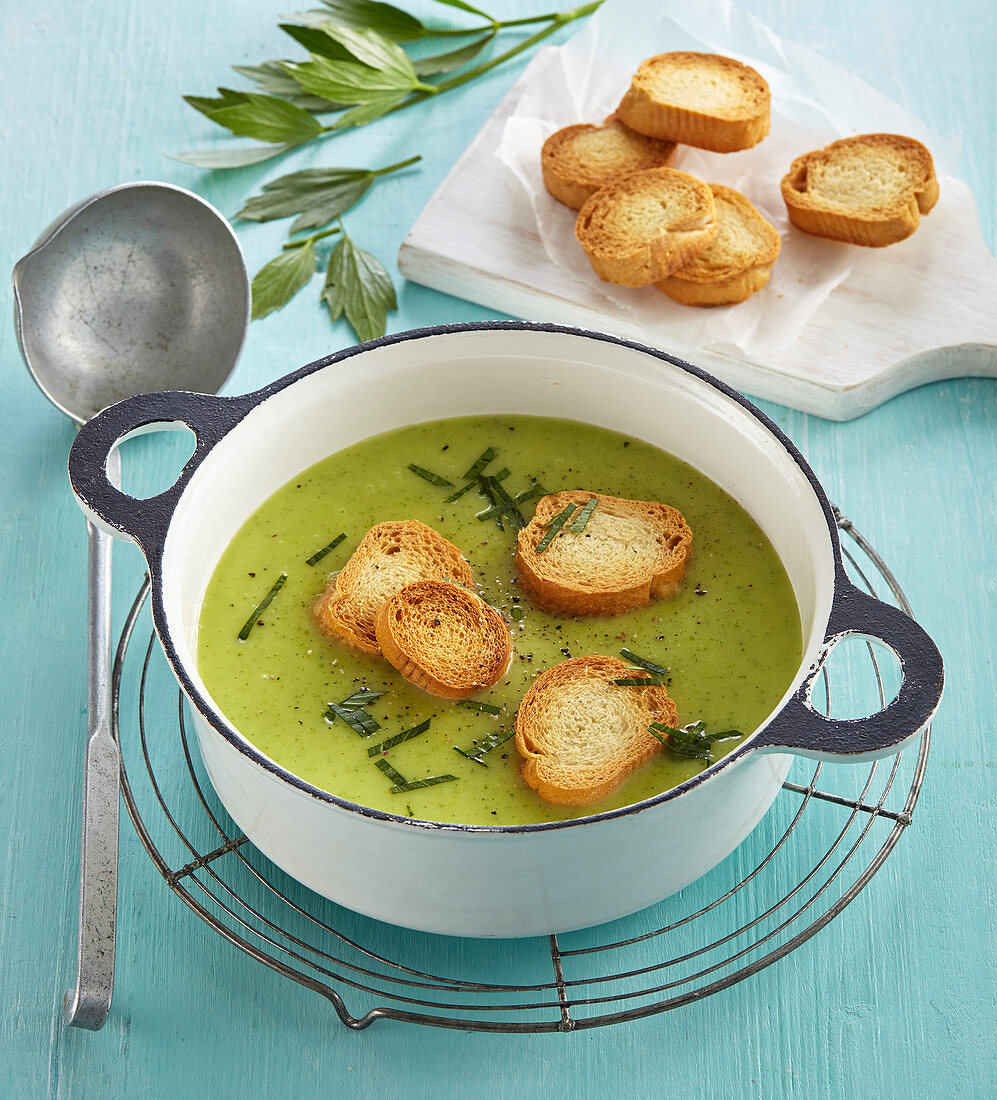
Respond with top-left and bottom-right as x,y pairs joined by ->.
113,509 -> 929,1032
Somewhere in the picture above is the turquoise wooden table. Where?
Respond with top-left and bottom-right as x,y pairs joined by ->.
2,0 -> 994,1095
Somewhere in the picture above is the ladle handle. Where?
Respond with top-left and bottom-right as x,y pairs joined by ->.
64,484 -> 119,1030
752,582 -> 943,761
68,389 -> 257,557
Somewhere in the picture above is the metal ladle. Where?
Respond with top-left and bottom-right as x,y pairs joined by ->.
12,181 -> 250,1030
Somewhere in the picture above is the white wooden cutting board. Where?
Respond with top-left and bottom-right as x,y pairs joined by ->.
398,54 -> 997,421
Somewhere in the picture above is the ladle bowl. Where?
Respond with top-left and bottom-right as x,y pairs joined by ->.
14,180 -> 249,423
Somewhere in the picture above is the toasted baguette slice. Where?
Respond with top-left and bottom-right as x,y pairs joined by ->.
656,184 -> 781,305
575,167 -> 717,287
374,580 -> 513,699
781,133 -> 939,247
314,521 -> 473,654
541,118 -> 677,211
617,52 -> 770,153
515,656 -> 677,806
516,490 -> 692,616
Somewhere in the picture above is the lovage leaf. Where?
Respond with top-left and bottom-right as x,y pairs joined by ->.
232,61 -> 343,110
329,91 -> 410,129
279,22 -> 358,62
171,142 -> 307,169
322,232 -> 396,342
184,88 -> 251,118
251,241 -> 317,319
412,31 -> 494,76
286,56 -> 419,104
317,22 -> 420,78
431,0 -> 495,20
206,93 -> 324,143
318,0 -> 428,41
239,167 -> 376,231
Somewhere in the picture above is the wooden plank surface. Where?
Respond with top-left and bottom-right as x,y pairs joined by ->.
399,41 -> 997,420
1,1 -> 994,1097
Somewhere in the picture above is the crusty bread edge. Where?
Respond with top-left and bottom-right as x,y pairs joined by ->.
373,582 -> 513,699
617,52 -> 771,152
541,122 -> 677,211
619,98 -> 770,153
515,656 -> 677,806
655,184 -> 781,305
780,134 -> 939,247
515,490 -> 692,616
657,263 -> 775,306
574,169 -> 718,287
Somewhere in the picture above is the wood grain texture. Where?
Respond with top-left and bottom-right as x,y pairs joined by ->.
0,1 -> 994,1098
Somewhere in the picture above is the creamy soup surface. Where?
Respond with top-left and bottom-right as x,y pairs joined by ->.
197,415 -> 802,826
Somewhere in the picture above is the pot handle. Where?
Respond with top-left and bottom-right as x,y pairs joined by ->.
68,389 -> 257,557
752,582 -> 943,761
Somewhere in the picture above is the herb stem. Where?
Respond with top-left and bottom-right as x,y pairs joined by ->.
372,154 -> 423,176
429,6 -> 596,36
426,11 -> 590,95
281,226 -> 340,250
326,2 -> 603,129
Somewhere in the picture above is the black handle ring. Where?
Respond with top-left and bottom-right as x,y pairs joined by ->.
68,389 -> 257,557
755,582 -> 944,760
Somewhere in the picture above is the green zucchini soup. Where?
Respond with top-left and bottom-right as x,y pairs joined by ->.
196,415 -> 802,826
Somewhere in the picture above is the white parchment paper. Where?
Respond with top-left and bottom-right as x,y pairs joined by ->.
498,0 -> 959,357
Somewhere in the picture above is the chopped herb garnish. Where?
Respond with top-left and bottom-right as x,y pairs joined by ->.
619,648 -> 670,677
459,700 -> 502,714
366,718 -> 432,758
534,504 -> 579,553
443,479 -> 479,504
407,463 -> 453,487
461,447 -> 498,481
237,571 -> 287,640
325,690 -> 384,736
454,728 -> 513,766
373,758 -> 408,786
338,690 -> 386,707
515,484 -> 547,505
390,774 -> 457,794
305,532 -> 346,566
613,677 -> 665,687
570,496 -> 599,532
475,476 -> 527,528
510,606 -> 525,622
648,721 -> 743,763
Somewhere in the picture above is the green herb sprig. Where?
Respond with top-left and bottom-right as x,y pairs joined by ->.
407,463 -> 453,487
454,727 -> 513,766
619,648 -> 670,677
534,503 -> 578,553
458,699 -> 502,714
648,721 -> 743,764
238,571 -> 288,640
178,0 -> 603,341
570,496 -> 598,532
367,717 -> 432,757
325,689 -> 386,735
408,446 -> 545,530
373,757 -> 457,794
305,531 -> 346,565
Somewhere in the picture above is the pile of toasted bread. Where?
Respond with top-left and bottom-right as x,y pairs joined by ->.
314,491 -> 696,807
542,51 -> 938,306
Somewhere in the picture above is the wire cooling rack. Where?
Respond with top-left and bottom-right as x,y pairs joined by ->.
112,510 -> 929,1032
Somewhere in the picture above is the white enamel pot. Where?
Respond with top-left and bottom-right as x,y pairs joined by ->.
68,323 -> 943,938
